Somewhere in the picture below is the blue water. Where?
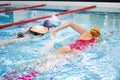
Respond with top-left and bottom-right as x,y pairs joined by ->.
0,5 -> 120,80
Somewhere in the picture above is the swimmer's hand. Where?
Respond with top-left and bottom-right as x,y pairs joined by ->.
51,30 -> 57,37
100,30 -> 114,42
108,30 -> 114,36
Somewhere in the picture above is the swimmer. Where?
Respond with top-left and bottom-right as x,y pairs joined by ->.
52,21 -> 101,53
52,21 -> 115,53
0,19 -> 59,46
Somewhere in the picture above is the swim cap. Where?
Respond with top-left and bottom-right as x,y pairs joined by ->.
90,27 -> 100,37
43,19 -> 52,28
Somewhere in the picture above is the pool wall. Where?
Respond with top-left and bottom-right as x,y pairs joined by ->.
0,1 -> 120,8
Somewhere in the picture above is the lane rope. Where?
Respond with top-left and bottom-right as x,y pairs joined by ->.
0,4 -> 46,13
0,5 -> 96,29
0,3 -> 10,6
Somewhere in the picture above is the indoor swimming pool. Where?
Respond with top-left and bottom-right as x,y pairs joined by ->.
0,4 -> 120,80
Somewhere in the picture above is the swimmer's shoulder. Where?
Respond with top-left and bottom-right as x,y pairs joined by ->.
94,37 -> 101,43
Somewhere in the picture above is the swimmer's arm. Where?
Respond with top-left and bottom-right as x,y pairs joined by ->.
52,21 -> 87,36
0,27 -> 30,46
0,36 -> 21,46
2,28 -> 31,45
95,30 -> 114,43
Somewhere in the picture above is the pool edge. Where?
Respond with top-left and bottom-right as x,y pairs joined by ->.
0,1 -> 120,8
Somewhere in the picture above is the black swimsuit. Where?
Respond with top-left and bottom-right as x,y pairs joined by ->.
17,27 -> 49,38
28,27 -> 44,36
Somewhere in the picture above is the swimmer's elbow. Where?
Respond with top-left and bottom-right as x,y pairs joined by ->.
66,20 -> 74,26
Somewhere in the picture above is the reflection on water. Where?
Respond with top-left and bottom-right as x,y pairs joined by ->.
0,7 -> 120,80
0,12 -> 13,24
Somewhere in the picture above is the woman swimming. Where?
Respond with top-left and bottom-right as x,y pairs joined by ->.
52,21 -> 100,53
17,20 -> 52,38
0,19 -> 56,46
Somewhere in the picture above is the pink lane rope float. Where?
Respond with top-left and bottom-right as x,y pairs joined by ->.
17,70 -> 39,80
3,71 -> 18,80
3,70 -> 38,80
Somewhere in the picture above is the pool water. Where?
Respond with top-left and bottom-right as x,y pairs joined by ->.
0,5 -> 120,80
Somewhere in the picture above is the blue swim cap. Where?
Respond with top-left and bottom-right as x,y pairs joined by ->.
43,20 -> 52,28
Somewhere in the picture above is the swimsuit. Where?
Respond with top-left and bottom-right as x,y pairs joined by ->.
17,27 -> 49,38
69,37 -> 95,51
28,27 -> 45,36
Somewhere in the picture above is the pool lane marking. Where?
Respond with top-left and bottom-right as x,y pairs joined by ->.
0,5 -> 96,29
0,4 -> 46,13
0,3 -> 10,6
